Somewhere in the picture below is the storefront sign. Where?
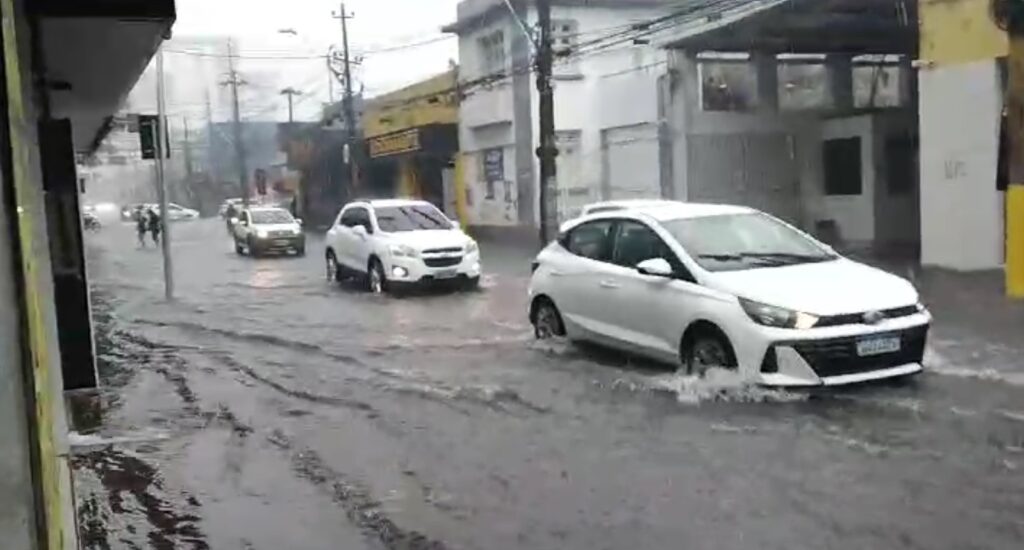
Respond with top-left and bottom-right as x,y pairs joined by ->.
369,129 -> 421,158
484,148 -> 504,182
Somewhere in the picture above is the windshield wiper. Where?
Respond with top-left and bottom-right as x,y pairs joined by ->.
738,252 -> 835,264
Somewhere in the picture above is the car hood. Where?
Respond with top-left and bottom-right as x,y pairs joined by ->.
254,223 -> 300,232
704,258 -> 918,316
383,230 -> 470,251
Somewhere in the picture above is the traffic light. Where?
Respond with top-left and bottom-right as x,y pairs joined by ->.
137,114 -> 169,160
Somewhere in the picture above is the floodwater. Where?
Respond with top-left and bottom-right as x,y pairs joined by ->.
71,218 -> 1024,549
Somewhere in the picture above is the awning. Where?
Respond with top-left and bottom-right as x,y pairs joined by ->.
31,0 -> 176,153
655,0 -> 917,55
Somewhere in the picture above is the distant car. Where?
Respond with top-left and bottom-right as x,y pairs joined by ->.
121,203 -> 149,221
165,203 -> 199,221
232,207 -> 305,257
529,202 -> 931,387
324,199 -> 480,293
83,210 -> 101,231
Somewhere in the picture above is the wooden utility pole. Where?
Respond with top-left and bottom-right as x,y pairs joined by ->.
223,39 -> 249,208
994,0 -> 1024,297
280,87 -> 302,123
333,3 -> 359,191
536,0 -> 557,245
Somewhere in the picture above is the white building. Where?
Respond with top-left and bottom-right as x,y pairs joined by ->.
654,0 -> 921,255
443,0 -> 673,232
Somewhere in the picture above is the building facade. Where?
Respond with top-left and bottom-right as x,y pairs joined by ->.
444,0 -> 671,232
362,70 -> 462,221
917,0 -> 1012,274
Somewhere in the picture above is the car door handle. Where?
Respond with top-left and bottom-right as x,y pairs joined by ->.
550,270 -> 565,277
599,280 -> 621,289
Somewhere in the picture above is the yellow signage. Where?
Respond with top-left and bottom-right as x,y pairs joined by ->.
369,129 -> 420,158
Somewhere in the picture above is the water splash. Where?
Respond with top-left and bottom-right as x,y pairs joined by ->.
643,368 -> 807,405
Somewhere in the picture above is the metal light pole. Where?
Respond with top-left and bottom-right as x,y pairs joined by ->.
155,47 -> 175,300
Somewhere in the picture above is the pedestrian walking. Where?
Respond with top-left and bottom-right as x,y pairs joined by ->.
148,208 -> 162,245
135,207 -> 147,247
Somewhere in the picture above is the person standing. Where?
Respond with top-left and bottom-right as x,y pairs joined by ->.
135,207 -> 148,247
148,208 -> 162,245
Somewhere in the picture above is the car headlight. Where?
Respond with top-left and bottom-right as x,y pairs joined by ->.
739,298 -> 818,329
389,244 -> 418,258
465,240 -> 479,254
256,229 -> 269,238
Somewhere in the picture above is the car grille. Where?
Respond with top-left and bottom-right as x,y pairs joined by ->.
423,247 -> 462,254
790,325 -> 928,378
268,230 -> 294,238
424,256 -> 462,268
815,305 -> 920,327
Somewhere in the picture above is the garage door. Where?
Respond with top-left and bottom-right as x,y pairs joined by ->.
604,124 -> 661,200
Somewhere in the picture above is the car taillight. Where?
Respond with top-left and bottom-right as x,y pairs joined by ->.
530,260 -> 540,273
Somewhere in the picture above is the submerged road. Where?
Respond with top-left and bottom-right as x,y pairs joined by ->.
72,218 -> 1024,549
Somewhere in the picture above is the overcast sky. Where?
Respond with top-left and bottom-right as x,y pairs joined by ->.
135,0 -> 462,123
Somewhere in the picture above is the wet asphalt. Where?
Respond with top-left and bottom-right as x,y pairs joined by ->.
71,218 -> 1024,550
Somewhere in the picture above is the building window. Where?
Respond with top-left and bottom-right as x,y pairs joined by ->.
885,136 -> 917,196
551,20 -> 579,76
478,31 -> 506,76
823,137 -> 863,196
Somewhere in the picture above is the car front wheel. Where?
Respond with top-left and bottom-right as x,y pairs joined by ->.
682,328 -> 736,376
326,251 -> 342,283
367,259 -> 387,294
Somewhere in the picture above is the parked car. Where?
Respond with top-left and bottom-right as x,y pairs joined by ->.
528,202 -> 931,387
83,210 -> 101,231
324,199 -> 481,293
232,207 -> 305,257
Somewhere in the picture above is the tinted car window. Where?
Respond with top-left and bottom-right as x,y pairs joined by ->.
565,220 -> 614,261
611,221 -> 673,268
375,205 -> 450,232
341,207 -> 368,228
250,210 -> 294,224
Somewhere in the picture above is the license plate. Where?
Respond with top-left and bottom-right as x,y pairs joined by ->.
274,240 -> 289,246
856,336 -> 900,357
435,269 -> 458,279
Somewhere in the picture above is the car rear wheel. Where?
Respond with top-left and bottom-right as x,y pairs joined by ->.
532,298 -> 565,339
325,251 -> 342,283
682,328 -> 736,376
234,241 -> 243,255
367,259 -> 387,294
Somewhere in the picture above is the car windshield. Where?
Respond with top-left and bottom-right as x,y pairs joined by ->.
662,213 -> 836,272
375,205 -> 451,232
250,210 -> 293,224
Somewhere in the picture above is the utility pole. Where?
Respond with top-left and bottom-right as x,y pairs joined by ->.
155,48 -> 175,300
182,116 -> 193,177
223,39 -> 250,208
204,88 -> 213,176
994,0 -> 1024,298
536,0 -> 557,245
333,3 -> 359,191
280,87 -> 302,123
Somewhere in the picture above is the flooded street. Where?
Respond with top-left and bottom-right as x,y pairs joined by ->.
73,219 -> 1024,549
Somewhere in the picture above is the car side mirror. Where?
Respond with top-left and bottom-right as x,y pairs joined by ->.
230,217 -> 239,225
296,218 -> 304,226
636,258 -> 674,278
353,225 -> 367,237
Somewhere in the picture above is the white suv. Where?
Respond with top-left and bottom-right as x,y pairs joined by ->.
325,199 -> 481,293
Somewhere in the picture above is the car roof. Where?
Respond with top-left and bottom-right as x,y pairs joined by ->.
347,198 -> 433,209
247,206 -> 289,213
582,199 -> 677,211
564,202 -> 756,230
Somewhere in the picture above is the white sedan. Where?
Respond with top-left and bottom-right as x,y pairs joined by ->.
528,202 -> 931,387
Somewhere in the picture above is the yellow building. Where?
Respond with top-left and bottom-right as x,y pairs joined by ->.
362,69 -> 466,224
917,0 -> 1022,295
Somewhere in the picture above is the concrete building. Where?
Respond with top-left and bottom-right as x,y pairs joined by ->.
653,0 -> 919,254
916,0 -> 1012,275
0,0 -> 173,547
361,69 -> 462,222
443,0 -> 673,232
